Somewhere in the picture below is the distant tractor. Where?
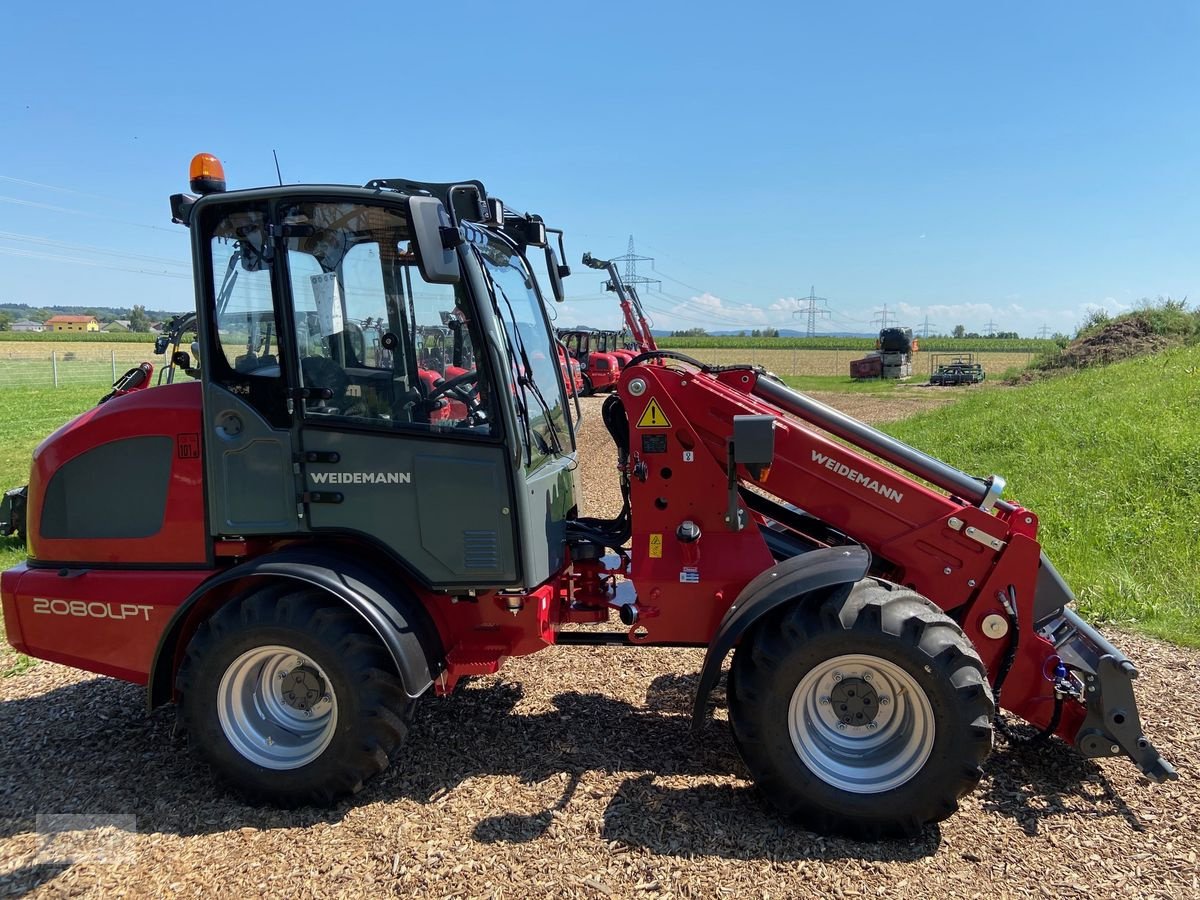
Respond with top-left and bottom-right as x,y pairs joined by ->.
850,327 -> 917,380
930,353 -> 986,386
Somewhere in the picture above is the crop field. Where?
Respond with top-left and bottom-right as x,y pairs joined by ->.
667,347 -> 1034,379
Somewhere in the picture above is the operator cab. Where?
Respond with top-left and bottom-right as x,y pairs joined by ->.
171,161 -> 578,591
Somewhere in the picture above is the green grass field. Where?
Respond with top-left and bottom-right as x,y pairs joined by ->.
0,386 -> 100,672
883,345 -> 1200,646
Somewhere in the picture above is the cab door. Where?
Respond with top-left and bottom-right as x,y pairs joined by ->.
277,199 -> 519,589
198,203 -> 299,537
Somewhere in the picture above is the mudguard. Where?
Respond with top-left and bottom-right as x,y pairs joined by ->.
147,546 -> 444,709
691,545 -> 871,727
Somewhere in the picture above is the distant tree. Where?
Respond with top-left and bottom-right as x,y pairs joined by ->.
129,304 -> 150,332
952,324 -> 965,339
670,327 -> 709,338
0,311 -> 11,331
965,332 -> 982,339
992,331 -> 1019,339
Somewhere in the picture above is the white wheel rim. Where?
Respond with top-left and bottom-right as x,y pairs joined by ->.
217,645 -> 338,770
788,653 -> 935,793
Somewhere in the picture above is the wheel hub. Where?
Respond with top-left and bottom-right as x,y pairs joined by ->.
217,646 -> 338,770
281,665 -> 325,712
830,677 -> 879,727
788,654 -> 936,793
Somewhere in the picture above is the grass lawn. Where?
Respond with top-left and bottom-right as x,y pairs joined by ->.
0,386 -> 100,672
884,345 -> 1200,646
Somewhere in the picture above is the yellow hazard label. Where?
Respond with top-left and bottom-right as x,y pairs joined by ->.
636,398 -> 671,428
648,533 -> 663,558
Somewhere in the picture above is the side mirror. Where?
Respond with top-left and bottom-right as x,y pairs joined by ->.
486,197 -> 504,226
406,196 -> 461,284
544,245 -> 566,303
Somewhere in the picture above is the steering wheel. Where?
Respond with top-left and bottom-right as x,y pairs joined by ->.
426,369 -> 478,403
425,369 -> 485,420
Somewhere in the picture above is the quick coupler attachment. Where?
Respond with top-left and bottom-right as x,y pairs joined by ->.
1046,608 -> 1177,782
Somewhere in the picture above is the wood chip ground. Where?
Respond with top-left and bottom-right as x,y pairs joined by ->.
1,395 -> 1195,899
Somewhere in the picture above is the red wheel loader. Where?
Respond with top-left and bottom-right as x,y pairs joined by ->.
0,155 -> 1174,838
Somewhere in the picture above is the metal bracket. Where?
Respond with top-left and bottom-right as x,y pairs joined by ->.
946,516 -> 1006,551
979,475 -> 1006,512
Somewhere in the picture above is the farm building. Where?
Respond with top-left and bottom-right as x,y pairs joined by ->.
9,319 -> 45,332
45,315 -> 100,333
101,320 -> 133,332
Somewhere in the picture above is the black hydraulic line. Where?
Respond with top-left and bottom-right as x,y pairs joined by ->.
991,585 -> 1063,745
752,375 -> 1009,510
626,349 -> 709,369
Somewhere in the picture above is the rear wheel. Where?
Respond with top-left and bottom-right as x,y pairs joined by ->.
177,584 -> 413,806
729,581 -> 993,837
581,373 -> 594,397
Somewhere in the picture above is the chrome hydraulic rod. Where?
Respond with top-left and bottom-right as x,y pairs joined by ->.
753,375 -> 1012,511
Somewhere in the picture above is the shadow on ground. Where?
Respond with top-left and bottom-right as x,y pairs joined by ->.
0,670 -> 1142,866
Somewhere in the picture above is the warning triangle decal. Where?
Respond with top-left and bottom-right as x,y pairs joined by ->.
636,398 -> 671,428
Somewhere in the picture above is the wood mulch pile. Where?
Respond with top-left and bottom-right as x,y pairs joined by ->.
0,395 -> 1195,899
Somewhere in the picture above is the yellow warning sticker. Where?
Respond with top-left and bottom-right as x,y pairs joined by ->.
648,533 -> 663,558
636,397 -> 671,428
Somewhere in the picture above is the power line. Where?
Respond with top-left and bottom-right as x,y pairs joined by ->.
609,235 -> 661,296
871,305 -> 898,329
792,286 -> 831,337
1037,324 -> 1052,339
0,246 -> 190,278
919,314 -> 938,338
0,230 -> 190,267
983,319 -> 999,336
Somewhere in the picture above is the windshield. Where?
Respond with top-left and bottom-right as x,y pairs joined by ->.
475,235 -> 568,467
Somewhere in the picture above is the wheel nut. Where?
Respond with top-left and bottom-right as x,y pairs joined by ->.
836,722 -> 847,731
867,722 -> 878,731
832,672 -> 843,682
278,670 -> 288,679
305,709 -> 313,718
819,696 -> 830,705
862,673 -> 873,682
879,696 -> 890,706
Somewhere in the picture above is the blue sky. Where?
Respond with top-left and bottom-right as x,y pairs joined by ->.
1,2 -> 1196,337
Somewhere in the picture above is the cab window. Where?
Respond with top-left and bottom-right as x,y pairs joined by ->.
280,201 -> 494,435
475,236 -> 569,466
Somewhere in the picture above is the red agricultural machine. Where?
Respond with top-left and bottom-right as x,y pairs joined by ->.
0,156 -> 1173,838
558,328 -> 621,394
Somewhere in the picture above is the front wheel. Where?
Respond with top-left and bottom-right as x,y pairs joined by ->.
177,584 -> 413,806
729,581 -> 994,838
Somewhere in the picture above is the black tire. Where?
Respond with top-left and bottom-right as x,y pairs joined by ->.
176,583 -> 413,807
729,580 -> 993,838
581,373 -> 594,397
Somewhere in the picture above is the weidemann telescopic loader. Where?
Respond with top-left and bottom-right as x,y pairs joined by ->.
0,155 -> 1173,838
